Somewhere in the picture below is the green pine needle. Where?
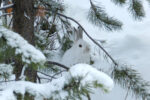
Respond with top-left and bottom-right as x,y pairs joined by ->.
111,0 -> 127,5
88,0 -> 122,31
112,64 -> 150,99
147,0 -> 150,4
128,0 -> 145,20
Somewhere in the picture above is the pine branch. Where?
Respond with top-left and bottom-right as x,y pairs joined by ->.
111,0 -> 127,5
38,0 -> 64,12
88,0 -> 122,31
147,0 -> 150,4
112,64 -> 150,100
128,0 -> 145,20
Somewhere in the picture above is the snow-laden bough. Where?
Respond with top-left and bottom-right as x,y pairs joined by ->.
0,25 -> 46,64
69,64 -> 114,92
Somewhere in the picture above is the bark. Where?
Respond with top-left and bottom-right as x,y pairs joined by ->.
13,0 -> 37,82
13,0 -> 35,44
0,0 -> 2,7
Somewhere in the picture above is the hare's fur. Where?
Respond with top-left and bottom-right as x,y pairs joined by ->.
61,27 -> 91,67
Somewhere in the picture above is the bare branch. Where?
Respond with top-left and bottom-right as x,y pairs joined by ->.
0,4 -> 14,10
37,71 -> 56,79
47,61 -> 69,70
0,79 -> 16,83
0,12 -> 13,17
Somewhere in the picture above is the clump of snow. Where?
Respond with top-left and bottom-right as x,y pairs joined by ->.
70,64 -> 114,92
0,26 -> 46,64
0,64 -> 13,80
0,64 -> 13,74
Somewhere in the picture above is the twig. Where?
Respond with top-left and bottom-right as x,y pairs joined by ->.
0,12 -> 13,17
37,77 -> 52,81
8,16 -> 13,28
47,61 -> 69,70
50,70 -> 66,80
124,88 -> 129,100
0,79 -> 16,83
37,74 -> 41,83
0,4 -> 14,10
37,70 -> 56,79
87,93 -> 91,100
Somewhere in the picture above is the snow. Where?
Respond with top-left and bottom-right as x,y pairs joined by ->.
19,64 -> 27,80
0,64 -> 13,74
0,78 -> 67,100
70,64 -> 114,92
0,64 -> 13,80
0,25 -> 46,64
24,12 -> 30,20
0,64 -> 113,100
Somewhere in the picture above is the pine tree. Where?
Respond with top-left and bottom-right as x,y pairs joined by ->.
0,0 -> 150,100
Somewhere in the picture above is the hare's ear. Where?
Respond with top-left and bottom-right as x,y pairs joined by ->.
77,26 -> 83,39
73,26 -> 83,41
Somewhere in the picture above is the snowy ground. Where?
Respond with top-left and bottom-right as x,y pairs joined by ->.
64,0 -> 150,100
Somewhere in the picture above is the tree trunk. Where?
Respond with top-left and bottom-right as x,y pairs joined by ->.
0,0 -> 2,7
13,0 -> 37,82
13,0 -> 37,99
13,0 -> 35,44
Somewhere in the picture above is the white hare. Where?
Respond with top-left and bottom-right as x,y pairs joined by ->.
61,26 -> 91,67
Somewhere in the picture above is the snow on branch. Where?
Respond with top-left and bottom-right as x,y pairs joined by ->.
0,64 -> 113,100
70,64 -> 114,92
0,64 -> 13,80
0,25 -> 46,64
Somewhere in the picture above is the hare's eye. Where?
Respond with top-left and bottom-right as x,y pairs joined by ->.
79,44 -> 82,48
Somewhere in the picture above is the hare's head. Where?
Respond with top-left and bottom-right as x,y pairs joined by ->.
61,26 -> 91,66
72,27 -> 90,54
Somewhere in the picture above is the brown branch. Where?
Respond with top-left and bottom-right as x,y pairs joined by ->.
37,76 -> 52,81
50,70 -> 66,80
47,61 -> 69,70
87,93 -> 91,100
0,79 -> 17,83
37,71 -> 56,79
0,12 -> 13,17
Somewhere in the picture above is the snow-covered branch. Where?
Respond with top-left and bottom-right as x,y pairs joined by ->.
0,25 -> 46,64
0,64 -> 113,100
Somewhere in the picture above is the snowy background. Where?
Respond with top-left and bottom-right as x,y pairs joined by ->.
64,0 -> 150,100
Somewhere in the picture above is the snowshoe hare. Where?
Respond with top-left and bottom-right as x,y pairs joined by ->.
61,26 -> 91,67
